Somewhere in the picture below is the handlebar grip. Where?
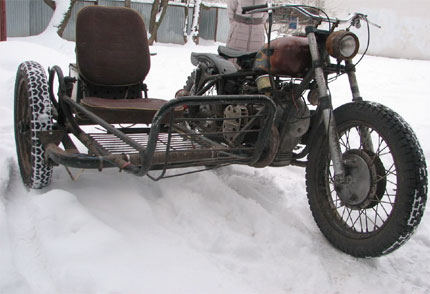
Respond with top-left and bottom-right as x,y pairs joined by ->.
242,4 -> 268,14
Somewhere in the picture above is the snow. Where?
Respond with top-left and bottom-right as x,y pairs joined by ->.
190,0 -> 202,37
44,0 -> 72,34
0,7 -> 430,294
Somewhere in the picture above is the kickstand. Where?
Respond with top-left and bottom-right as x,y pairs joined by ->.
65,166 -> 85,181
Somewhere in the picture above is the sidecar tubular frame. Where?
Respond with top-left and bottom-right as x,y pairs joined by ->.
45,93 -> 277,178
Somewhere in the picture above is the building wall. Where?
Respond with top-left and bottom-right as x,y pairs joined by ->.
5,0 -> 53,37
328,0 -> 430,60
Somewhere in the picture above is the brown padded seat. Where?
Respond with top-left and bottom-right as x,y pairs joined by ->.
76,6 -> 150,86
75,6 -> 178,124
81,97 -> 183,124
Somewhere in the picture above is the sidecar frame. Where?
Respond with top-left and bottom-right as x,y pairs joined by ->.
40,92 -> 276,179
14,5 -> 277,187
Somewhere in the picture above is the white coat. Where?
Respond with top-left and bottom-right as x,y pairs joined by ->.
226,0 -> 268,52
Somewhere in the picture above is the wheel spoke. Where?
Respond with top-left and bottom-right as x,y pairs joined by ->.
386,196 -> 395,207
351,210 -> 363,228
365,211 -> 379,230
358,210 -> 364,231
341,206 -> 347,220
385,178 -> 397,186
379,199 -> 392,205
345,129 -> 352,150
375,137 -> 390,156
339,134 -> 348,150
346,208 -> 354,225
324,121 -> 399,234
373,205 -> 379,228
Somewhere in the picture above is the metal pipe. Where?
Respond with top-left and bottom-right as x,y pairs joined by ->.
46,143 -> 236,170
345,60 -> 362,101
345,60 -> 374,152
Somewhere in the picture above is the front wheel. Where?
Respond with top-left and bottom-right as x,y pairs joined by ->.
306,101 -> 427,257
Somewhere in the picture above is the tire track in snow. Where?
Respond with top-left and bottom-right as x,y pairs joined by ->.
212,165 -> 288,212
0,158 -> 34,294
3,163 -> 59,294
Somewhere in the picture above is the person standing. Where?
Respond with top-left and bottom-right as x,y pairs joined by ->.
226,0 -> 268,52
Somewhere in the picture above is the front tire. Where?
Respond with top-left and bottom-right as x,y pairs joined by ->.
306,101 -> 427,257
14,61 -> 53,189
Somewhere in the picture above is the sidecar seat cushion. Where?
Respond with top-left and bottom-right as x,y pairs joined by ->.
81,97 -> 183,124
76,6 -> 150,86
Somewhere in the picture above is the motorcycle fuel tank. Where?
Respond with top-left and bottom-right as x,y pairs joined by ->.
253,36 -> 311,77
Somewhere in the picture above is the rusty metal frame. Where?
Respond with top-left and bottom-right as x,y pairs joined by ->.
44,94 -> 276,179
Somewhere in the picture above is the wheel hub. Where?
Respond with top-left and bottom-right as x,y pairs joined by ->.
336,149 -> 380,209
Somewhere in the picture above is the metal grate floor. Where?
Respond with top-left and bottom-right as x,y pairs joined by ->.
88,132 -> 211,155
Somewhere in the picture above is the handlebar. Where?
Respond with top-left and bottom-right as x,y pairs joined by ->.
242,3 -> 268,14
242,4 -> 381,29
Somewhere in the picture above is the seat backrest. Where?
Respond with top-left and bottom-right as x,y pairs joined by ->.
76,6 -> 150,87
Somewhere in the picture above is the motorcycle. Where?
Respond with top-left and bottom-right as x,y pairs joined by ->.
178,3 -> 428,257
13,4 -> 427,258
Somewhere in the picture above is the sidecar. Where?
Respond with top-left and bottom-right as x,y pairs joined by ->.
14,5 -> 276,189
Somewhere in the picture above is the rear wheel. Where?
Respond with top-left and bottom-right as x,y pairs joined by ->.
306,101 -> 427,257
180,70 -> 223,135
14,61 -> 53,189
182,69 -> 219,96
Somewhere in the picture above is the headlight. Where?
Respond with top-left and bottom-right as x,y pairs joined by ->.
326,30 -> 360,60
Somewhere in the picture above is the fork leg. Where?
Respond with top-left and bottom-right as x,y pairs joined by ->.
346,60 -> 362,102
346,60 -> 375,152
306,27 -> 346,183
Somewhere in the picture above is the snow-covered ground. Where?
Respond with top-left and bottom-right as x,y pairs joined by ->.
1,20 -> 430,294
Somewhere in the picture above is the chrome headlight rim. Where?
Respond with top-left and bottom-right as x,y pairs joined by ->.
326,30 -> 360,60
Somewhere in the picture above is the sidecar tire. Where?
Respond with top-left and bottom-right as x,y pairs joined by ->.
14,61 -> 53,189
306,101 -> 427,257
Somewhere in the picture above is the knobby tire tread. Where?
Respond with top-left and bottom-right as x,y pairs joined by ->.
14,61 -> 53,189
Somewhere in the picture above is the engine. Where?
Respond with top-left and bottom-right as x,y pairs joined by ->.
187,102 -> 265,147
186,73 -> 310,166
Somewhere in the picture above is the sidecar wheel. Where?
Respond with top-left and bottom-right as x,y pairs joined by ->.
306,101 -> 427,257
14,61 -> 53,189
